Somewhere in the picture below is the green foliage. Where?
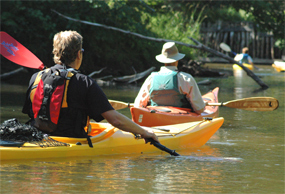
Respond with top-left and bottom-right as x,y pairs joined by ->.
230,0 -> 285,50
194,0 -> 284,50
204,7 -> 254,22
1,0 -> 283,76
157,0 -> 284,52
144,4 -> 206,59
1,0 -> 161,74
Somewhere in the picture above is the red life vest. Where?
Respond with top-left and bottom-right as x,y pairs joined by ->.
30,68 -> 75,133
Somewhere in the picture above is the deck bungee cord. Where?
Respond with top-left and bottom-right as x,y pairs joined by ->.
0,118 -> 69,147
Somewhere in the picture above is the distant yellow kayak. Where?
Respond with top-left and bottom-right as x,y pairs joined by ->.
233,54 -> 254,70
233,63 -> 253,70
272,61 -> 285,72
0,117 -> 224,161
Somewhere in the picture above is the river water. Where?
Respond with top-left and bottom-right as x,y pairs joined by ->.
0,64 -> 284,193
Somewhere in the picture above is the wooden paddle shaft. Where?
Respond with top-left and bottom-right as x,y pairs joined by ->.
110,97 -> 279,112
208,97 -> 279,111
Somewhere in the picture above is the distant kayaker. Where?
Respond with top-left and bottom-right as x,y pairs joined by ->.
234,47 -> 254,65
22,30 -> 159,143
134,42 -> 205,114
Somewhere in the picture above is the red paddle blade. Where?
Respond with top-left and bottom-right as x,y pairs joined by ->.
0,31 -> 44,70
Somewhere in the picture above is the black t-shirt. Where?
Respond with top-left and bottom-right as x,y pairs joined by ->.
22,64 -> 114,137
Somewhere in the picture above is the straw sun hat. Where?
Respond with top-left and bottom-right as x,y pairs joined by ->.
155,42 -> 185,63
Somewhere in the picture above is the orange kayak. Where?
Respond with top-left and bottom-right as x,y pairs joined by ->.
131,87 -> 219,127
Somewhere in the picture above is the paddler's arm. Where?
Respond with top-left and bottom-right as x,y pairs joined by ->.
101,109 -> 160,143
248,55 -> 254,65
178,72 -> 206,114
134,75 -> 152,107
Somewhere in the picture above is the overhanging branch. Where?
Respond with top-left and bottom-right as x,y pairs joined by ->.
51,9 -> 200,49
51,9 -> 269,89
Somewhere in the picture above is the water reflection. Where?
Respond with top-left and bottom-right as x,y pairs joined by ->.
1,146 -> 241,193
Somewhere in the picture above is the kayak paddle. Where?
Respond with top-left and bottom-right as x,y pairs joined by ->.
0,31 -> 45,70
135,135 -> 180,156
109,97 -> 279,111
109,100 -> 134,111
219,42 -> 237,55
208,97 -> 278,111
219,42 -> 259,70
146,138 -> 180,156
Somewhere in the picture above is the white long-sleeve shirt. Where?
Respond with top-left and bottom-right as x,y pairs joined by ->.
134,66 -> 205,113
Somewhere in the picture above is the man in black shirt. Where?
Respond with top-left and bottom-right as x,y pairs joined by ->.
23,30 -> 158,143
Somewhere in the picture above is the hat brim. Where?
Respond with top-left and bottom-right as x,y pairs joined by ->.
155,53 -> 185,63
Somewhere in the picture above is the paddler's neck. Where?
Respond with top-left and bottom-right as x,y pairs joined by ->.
67,49 -> 83,70
164,61 -> 178,67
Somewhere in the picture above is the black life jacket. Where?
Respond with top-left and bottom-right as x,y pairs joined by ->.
30,68 -> 76,133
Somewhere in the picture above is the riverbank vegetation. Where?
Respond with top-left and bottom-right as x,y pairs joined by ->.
1,0 -> 284,76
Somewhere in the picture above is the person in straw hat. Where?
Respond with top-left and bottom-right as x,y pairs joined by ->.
134,42 -> 205,114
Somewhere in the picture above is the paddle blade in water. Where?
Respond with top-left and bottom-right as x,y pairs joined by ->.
0,31 -> 44,70
224,97 -> 279,111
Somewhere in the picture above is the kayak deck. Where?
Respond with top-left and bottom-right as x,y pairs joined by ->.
233,63 -> 253,70
131,87 -> 219,127
0,117 -> 224,161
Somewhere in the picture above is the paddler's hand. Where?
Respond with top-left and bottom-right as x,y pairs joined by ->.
140,128 -> 160,144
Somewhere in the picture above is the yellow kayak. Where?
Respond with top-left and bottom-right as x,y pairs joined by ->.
233,63 -> 253,70
0,117 -> 224,161
233,54 -> 253,70
272,61 -> 285,72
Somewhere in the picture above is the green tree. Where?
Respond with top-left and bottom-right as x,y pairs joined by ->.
2,0 -> 283,77
1,0 -> 161,75
230,0 -> 285,49
148,0 -> 284,49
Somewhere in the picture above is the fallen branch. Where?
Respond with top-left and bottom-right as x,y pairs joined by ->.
95,75 -> 113,81
52,9 -> 269,89
112,66 -> 155,84
51,10 -> 199,49
0,67 -> 27,80
197,79 -> 212,85
88,67 -> 107,77
188,37 -> 268,89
